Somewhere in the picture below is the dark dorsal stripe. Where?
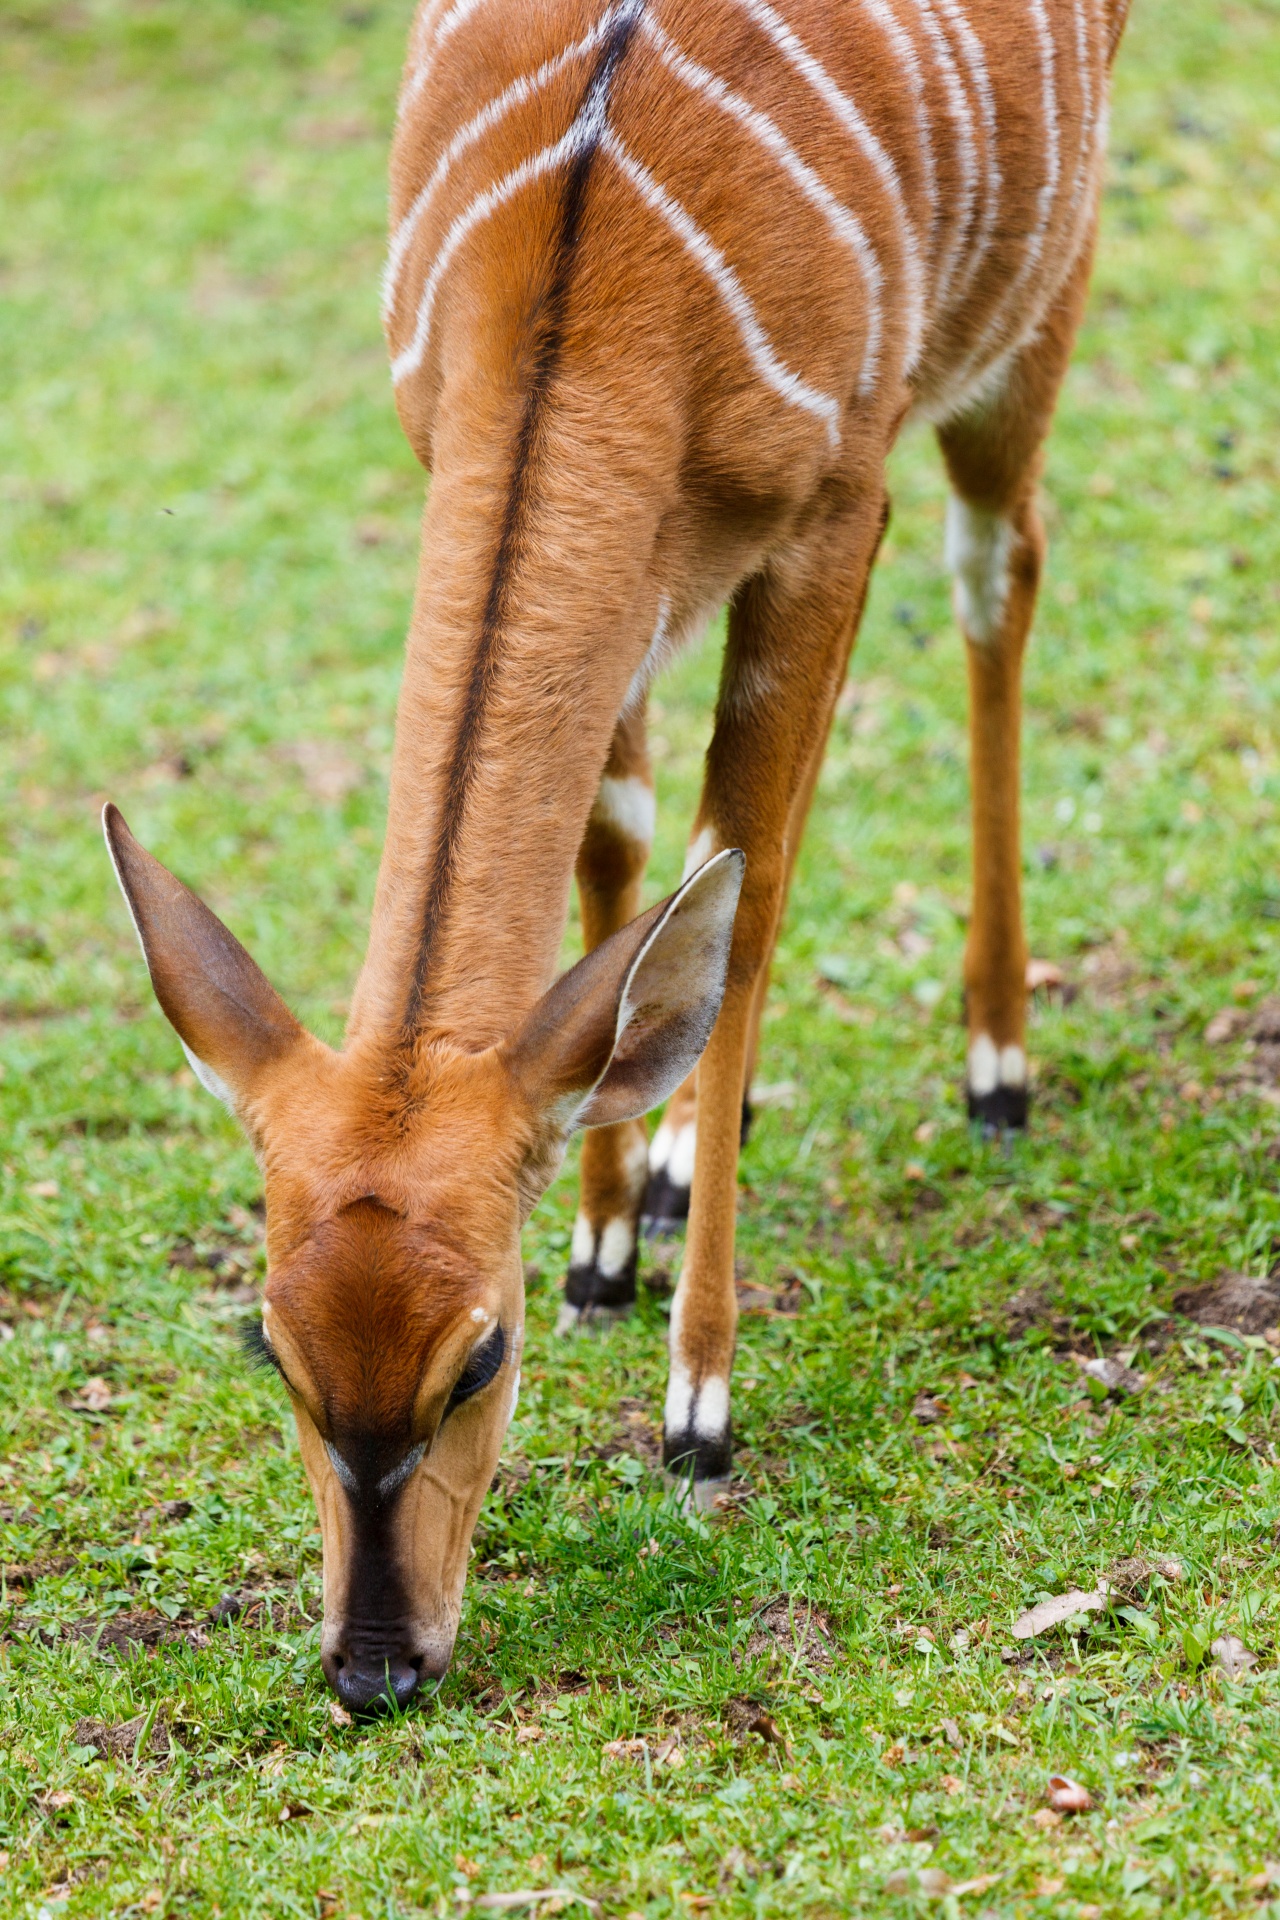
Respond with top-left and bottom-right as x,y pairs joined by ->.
400,1 -> 645,1044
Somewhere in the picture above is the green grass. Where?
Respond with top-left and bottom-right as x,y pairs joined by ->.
3,0 -> 1280,1913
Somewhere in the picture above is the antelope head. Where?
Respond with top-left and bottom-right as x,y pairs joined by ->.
103,805 -> 742,1712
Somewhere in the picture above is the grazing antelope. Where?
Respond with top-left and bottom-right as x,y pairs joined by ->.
107,0 -> 1129,1709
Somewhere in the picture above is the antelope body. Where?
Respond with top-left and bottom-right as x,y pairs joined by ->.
107,0 -> 1129,1709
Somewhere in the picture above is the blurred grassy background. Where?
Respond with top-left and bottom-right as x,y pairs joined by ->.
2,1 -> 1280,1914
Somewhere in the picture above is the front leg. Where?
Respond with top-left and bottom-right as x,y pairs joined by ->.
664,502 -> 885,1502
560,707 -> 654,1331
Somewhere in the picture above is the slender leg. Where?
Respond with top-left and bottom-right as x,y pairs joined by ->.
560,705 -> 654,1330
938,241 -> 1095,1131
643,499 -> 889,1233
662,495 -> 887,1501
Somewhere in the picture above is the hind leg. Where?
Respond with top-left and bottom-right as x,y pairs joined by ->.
559,706 -> 654,1330
939,244 -> 1096,1129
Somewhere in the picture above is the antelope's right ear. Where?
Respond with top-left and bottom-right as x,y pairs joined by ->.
103,803 -> 308,1114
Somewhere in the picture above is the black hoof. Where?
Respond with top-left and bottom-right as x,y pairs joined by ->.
641,1167 -> 690,1235
662,1425 -> 732,1485
564,1245 -> 637,1314
967,1082 -> 1029,1132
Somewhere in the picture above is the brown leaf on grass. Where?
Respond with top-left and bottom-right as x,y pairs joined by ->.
71,1714 -> 171,1762
327,1700 -> 353,1730
1032,1807 -> 1062,1830
1046,1774 -> 1093,1812
911,1392 -> 949,1425
1211,1634 -> 1258,1680
1107,1554 -> 1183,1599
70,1375 -> 112,1412
601,1738 -> 647,1764
940,1773 -> 964,1797
940,1717 -> 963,1751
884,1867 -> 952,1898
1012,1587 -> 1111,1639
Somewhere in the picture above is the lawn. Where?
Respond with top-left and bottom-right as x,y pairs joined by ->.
2,0 -> 1280,1914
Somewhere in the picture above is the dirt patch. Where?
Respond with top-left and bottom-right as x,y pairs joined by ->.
134,1499 -> 193,1535
71,1713 -> 172,1762
743,1595 -> 836,1673
724,1697 -> 788,1747
1,1555 -> 74,1587
1001,1287 -> 1074,1344
594,1397 -> 662,1469
1172,1272 -> 1280,1336
736,1272 -> 808,1316
1079,939 -> 1143,1008
64,1609 -> 208,1654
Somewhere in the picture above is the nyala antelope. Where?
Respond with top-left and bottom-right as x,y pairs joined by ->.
106,0 -> 1129,1709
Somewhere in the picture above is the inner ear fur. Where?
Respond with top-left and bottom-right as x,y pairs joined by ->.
504,848 -> 745,1135
103,802 -> 308,1107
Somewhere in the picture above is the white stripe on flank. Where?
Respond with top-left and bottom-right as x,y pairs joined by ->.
951,0 -> 1061,387
903,0 -> 977,312
602,128 -> 842,445
727,0 -> 924,372
383,7 -> 622,323
391,121 -> 586,386
858,0 -> 938,252
929,0 -> 1002,301
400,0 -> 493,117
641,16 -> 883,390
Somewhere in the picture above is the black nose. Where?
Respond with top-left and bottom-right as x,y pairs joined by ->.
323,1647 -> 422,1715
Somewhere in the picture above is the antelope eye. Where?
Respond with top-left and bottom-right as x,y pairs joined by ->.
242,1318 -> 285,1380
445,1323 -> 505,1413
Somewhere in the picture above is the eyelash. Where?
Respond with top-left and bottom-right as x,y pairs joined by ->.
242,1319 -> 284,1379
445,1324 -> 506,1414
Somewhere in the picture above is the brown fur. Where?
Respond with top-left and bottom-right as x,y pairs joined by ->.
107,0 -> 1130,1699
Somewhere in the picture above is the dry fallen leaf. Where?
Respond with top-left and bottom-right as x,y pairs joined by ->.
884,1868 -> 952,1899
952,1874 -> 1002,1897
1036,1877 -> 1066,1898
940,1774 -> 964,1797
27,1179 -> 60,1199
1212,1634 -> 1258,1680
941,1716 -> 962,1751
327,1700 -> 353,1730
1076,1354 -> 1143,1396
1046,1774 -> 1094,1813
1026,958 -> 1065,994
516,1726 -> 544,1744
72,1376 -> 113,1413
1032,1808 -> 1062,1830
881,1741 -> 905,1768
601,1738 -> 647,1764
1012,1586 -> 1111,1639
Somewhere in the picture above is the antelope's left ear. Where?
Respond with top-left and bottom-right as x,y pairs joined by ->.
103,803 -> 311,1116
504,848 -> 745,1135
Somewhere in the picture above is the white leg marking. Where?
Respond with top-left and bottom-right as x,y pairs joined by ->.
590,775 -> 656,848
571,1212 -> 596,1267
998,1044 -> 1028,1088
694,1375 -> 730,1440
727,0 -> 924,372
946,495 -> 1015,644
967,1032 -> 999,1098
641,18 -> 884,391
649,1120 -> 675,1174
383,8 -> 624,323
667,1121 -> 697,1192
665,1356 -> 695,1437
682,826 -> 717,881
600,128 -> 843,448
598,1216 -> 636,1278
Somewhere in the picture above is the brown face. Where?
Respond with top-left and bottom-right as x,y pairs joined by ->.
255,1198 -> 522,1713
103,804 -> 742,1706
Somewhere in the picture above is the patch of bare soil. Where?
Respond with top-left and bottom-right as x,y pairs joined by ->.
1001,1287 -> 1075,1344
1172,1272 -> 1280,1336
1206,996 -> 1280,1097
1079,938 -> 1143,1008
724,1697 -> 788,1747
743,1596 -> 836,1673
594,1398 -> 662,1469
71,1713 -> 172,1761
63,1609 -> 209,1654
1,1554 -> 74,1587
736,1272 -> 808,1316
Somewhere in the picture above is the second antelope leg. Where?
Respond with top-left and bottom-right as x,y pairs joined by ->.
940,248 -> 1096,1130
663,498 -> 885,1502
562,705 -> 656,1329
